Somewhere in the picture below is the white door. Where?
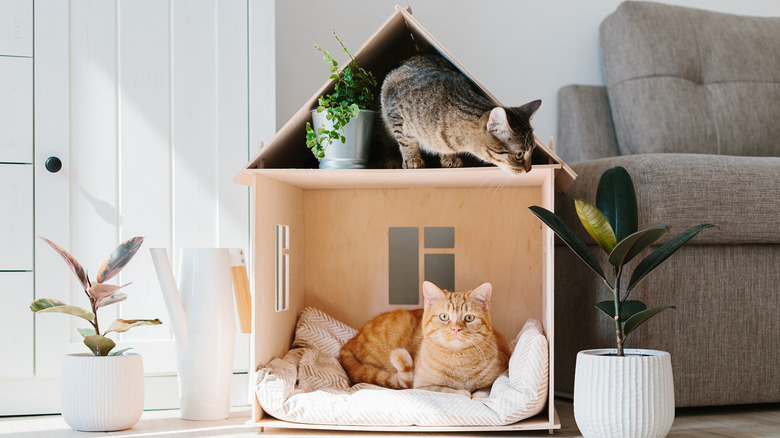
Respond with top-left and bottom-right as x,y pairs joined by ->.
0,0 -> 270,415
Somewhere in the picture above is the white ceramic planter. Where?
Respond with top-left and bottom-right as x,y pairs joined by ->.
574,349 -> 675,438
60,353 -> 144,431
312,109 -> 375,169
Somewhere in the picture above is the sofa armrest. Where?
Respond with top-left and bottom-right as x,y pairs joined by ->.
555,154 -> 780,246
557,85 -> 620,163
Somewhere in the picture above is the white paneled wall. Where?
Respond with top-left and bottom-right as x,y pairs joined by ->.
35,0 -> 251,374
0,0 -> 34,381
0,0 -> 275,415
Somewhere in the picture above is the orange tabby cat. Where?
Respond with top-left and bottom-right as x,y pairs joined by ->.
338,281 -> 511,398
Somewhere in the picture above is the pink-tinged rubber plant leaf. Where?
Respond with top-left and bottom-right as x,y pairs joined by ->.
30,298 -> 95,323
88,282 -> 131,300
628,223 -> 716,291
83,335 -> 116,356
623,306 -> 676,337
575,199 -> 617,254
96,236 -> 144,284
39,237 -> 91,291
105,318 -> 162,334
607,225 -> 670,269
94,292 -> 128,309
109,347 -> 134,356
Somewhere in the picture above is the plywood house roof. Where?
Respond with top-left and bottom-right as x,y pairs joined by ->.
235,5 -> 576,191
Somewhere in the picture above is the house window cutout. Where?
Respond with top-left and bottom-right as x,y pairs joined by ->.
389,226 -> 456,305
275,224 -> 290,312
388,227 -> 419,305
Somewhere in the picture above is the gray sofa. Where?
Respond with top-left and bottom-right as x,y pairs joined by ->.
555,1 -> 780,407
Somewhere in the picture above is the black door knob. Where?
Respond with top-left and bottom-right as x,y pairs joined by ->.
45,156 -> 62,173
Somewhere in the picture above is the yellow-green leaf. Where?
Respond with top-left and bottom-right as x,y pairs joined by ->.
575,199 -> 617,253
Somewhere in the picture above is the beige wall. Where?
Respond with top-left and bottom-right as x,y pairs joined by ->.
274,0 -> 780,152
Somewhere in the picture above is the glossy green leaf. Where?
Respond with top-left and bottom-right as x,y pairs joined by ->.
39,237 -> 91,291
105,318 -> 163,334
575,199 -> 617,253
623,306 -> 676,336
30,298 -> 95,323
595,300 -> 647,322
109,347 -> 134,357
628,223 -> 716,291
96,236 -> 144,283
596,166 -> 638,242
84,335 -> 116,356
529,206 -> 606,282
608,226 -> 669,268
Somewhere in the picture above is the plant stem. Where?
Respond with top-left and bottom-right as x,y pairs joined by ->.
613,269 -> 625,356
89,296 -> 101,336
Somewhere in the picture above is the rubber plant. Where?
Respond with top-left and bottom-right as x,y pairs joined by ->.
30,236 -> 162,356
305,30 -> 377,160
529,166 -> 714,356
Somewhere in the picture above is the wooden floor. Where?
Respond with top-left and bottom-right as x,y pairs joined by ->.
1,399 -> 778,437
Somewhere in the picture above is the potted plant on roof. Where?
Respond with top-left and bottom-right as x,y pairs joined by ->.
305,30 -> 377,169
529,166 -> 714,438
30,236 -> 161,432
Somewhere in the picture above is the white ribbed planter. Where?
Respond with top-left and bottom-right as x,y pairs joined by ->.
573,349 -> 675,438
61,353 -> 144,431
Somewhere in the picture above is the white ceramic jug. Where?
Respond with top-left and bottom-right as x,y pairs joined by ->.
150,248 -> 245,420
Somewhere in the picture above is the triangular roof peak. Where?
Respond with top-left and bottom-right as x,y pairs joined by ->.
235,5 -> 575,191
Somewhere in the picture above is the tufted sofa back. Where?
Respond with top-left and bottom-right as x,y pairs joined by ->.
600,1 -> 780,157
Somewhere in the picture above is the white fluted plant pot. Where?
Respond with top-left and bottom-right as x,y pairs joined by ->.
574,349 -> 675,438
60,353 -> 144,431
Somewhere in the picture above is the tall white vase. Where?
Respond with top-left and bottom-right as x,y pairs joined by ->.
176,248 -> 236,420
574,348 -> 675,438
60,353 -> 144,431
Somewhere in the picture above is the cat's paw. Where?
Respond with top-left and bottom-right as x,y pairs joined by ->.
403,157 -> 426,169
471,388 -> 491,399
440,155 -> 463,168
390,348 -> 414,389
385,158 -> 403,169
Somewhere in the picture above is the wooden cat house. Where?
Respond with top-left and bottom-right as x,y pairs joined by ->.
234,5 -> 575,434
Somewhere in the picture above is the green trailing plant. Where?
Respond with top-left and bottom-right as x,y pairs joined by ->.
305,30 -> 377,160
529,166 -> 714,356
30,236 -> 162,356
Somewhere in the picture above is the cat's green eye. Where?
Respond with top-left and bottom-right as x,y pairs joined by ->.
464,314 -> 475,323
439,313 -> 450,322
515,152 -> 523,160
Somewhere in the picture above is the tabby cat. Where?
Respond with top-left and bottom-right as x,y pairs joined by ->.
380,54 -> 541,173
338,281 -> 511,398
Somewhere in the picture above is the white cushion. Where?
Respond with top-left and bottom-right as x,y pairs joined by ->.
255,307 -> 548,426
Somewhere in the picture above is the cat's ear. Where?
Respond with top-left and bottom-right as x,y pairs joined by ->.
516,99 -> 542,120
423,281 -> 446,308
487,107 -> 511,141
470,283 -> 493,309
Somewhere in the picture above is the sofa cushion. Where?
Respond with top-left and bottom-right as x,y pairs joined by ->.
600,2 -> 780,157
555,154 -> 780,246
